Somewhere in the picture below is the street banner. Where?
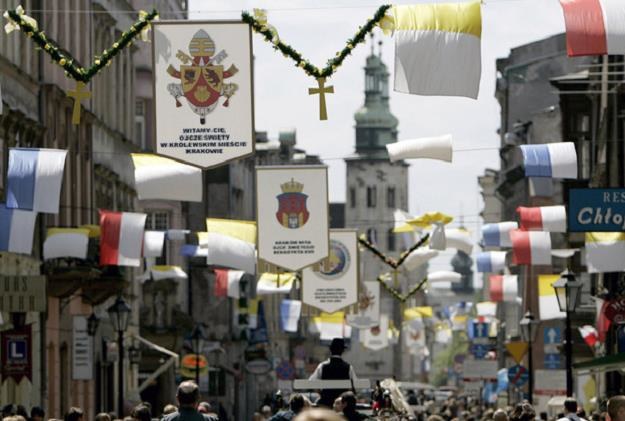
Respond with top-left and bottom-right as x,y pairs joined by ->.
362,314 -> 390,351
302,230 -> 358,313
1,325 -> 32,382
72,316 -> 93,380
347,281 -> 380,329
153,21 -> 254,168
256,165 -> 329,271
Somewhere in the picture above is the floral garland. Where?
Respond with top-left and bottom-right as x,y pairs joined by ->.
4,6 -> 158,83
358,233 -> 430,269
377,273 -> 428,303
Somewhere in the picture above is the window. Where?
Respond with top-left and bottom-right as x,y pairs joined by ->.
135,98 -> 147,150
387,187 -> 396,208
146,211 -> 169,230
366,228 -> 377,245
349,187 -> 356,208
387,229 -> 396,251
367,186 -> 377,208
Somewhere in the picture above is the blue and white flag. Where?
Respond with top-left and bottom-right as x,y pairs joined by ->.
476,251 -> 507,273
180,244 -> 208,257
280,299 -> 302,333
520,142 -> 577,179
482,222 -> 518,247
7,148 -> 67,213
0,204 -> 37,254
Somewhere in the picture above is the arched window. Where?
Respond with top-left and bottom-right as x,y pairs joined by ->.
366,228 -> 378,245
387,229 -> 396,251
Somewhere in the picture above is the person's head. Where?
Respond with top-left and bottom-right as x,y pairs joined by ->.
493,409 -> 508,421
95,412 -> 112,421
252,413 -> 264,421
2,405 -> 15,418
162,405 -> 177,416
289,394 -> 306,415
64,407 -> 84,421
565,398 -> 579,415
293,408 -> 345,421
197,402 -> 211,414
131,405 -> 151,421
329,338 -> 346,355
176,381 -> 200,409
261,405 -> 272,417
341,391 -> 358,412
15,407 -> 27,420
608,396 -> 625,421
30,407 -> 45,421
333,397 -> 344,413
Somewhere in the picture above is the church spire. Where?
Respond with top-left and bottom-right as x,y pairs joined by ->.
353,35 -> 398,159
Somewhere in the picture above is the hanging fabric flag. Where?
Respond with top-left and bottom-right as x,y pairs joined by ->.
403,247 -> 439,272
214,268 -> 245,298
538,274 -> 566,320
166,229 -> 190,241
99,210 -> 147,267
482,222 -> 518,247
517,206 -> 567,232
386,135 -> 453,163
312,312 -> 351,341
407,211 -> 453,251
520,143 -> 577,179
43,228 -> 89,260
204,232 -> 256,275
248,301 -> 269,345
6,148 -> 67,213
435,325 -> 452,344
476,251 -> 507,273
510,230 -> 552,265
404,306 -> 433,321
596,298 -> 611,342
585,232 -> 625,273
428,271 -> 462,283
0,204 -> 37,254
180,244 -> 208,257
280,299 -> 302,333
256,272 -> 295,295
404,320 -> 426,355
560,0 -> 625,56
393,209 -> 415,233
362,314 -> 390,351
150,265 -> 188,281
392,2 -> 481,99
131,153 -> 202,202
579,325 -> 599,347
452,314 -> 468,331
445,228 -> 473,254
489,275 -> 518,303
347,281 -> 381,329
205,218 -> 257,244
430,222 -> 446,250
143,231 -> 165,258
476,301 -> 497,318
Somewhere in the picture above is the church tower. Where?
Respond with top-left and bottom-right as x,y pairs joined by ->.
343,39 -> 415,380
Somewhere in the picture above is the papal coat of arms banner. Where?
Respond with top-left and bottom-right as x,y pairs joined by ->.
256,165 -> 329,271
302,230 -> 358,313
346,281 -> 380,329
152,21 -> 254,168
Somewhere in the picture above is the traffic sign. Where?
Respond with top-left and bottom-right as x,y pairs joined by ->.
505,342 -> 528,364
544,353 -> 562,369
471,344 -> 491,359
507,365 -> 529,387
544,327 -> 561,344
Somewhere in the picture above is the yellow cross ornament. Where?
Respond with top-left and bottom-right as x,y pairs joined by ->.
308,77 -> 334,121
67,81 -> 91,125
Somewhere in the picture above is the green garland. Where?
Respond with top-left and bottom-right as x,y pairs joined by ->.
358,233 -> 429,270
242,5 -> 391,79
377,274 -> 428,303
6,8 -> 158,83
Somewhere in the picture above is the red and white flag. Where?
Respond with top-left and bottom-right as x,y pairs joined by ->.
510,230 -> 551,265
579,325 -> 599,347
489,275 -> 518,303
560,0 -> 625,57
517,206 -> 567,232
214,269 -> 245,298
99,210 -> 147,267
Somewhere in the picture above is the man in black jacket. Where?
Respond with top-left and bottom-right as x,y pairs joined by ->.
163,381 -> 218,421
308,338 -> 358,408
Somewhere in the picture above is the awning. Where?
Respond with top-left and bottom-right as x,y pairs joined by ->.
129,334 -> 179,394
573,353 -> 625,376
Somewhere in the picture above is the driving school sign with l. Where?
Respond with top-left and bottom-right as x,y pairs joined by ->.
568,188 -> 625,232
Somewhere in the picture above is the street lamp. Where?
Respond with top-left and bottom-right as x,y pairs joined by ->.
552,270 -> 582,397
190,323 -> 207,386
87,312 -> 100,336
107,296 -> 131,417
520,311 -> 539,403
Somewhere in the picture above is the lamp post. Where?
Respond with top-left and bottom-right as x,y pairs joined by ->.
190,323 -> 207,386
552,270 -> 582,397
87,312 -> 100,337
107,296 -> 131,417
520,311 -> 539,403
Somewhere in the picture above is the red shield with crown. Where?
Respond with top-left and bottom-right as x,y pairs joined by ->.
276,178 -> 309,229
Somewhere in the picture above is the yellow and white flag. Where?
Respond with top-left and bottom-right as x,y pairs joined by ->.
205,218 -> 257,244
538,274 -> 565,320
585,233 -> 625,273
150,265 -> 188,281
131,154 -> 202,202
43,228 -> 90,260
392,2 -> 482,99
256,272 -> 296,295
311,311 -> 351,341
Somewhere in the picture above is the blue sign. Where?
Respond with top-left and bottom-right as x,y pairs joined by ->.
569,188 -> 625,232
507,365 -> 529,387
472,322 -> 489,338
544,353 -> 562,369
7,339 -> 27,362
471,344 -> 490,359
544,327 -> 562,345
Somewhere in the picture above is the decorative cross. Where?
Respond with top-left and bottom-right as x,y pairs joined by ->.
67,81 -> 91,125
308,77 -> 334,120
